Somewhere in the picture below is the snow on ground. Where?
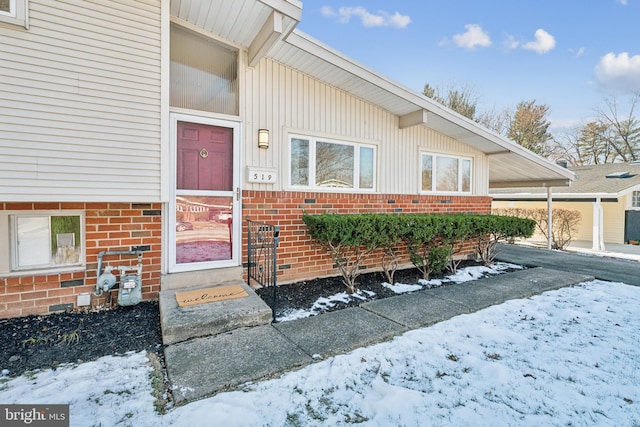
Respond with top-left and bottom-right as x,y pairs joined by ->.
1,275 -> 639,427
278,289 -> 375,322
280,262 -> 522,322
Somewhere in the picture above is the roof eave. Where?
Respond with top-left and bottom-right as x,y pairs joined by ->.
279,30 -> 576,188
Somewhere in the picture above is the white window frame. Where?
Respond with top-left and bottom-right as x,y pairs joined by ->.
288,134 -> 377,192
8,211 -> 85,272
0,0 -> 29,29
420,152 -> 473,194
631,190 -> 640,209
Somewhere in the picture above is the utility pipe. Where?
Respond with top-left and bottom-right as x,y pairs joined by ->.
96,249 -> 143,295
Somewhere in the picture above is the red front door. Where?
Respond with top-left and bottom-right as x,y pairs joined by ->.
175,121 -> 235,265
177,122 -> 233,191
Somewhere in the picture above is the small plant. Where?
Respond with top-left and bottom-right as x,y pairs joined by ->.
472,215 -> 535,265
23,371 -> 39,380
303,213 -> 386,293
61,329 -> 80,345
493,207 -> 581,250
21,334 -> 55,347
484,352 -> 501,360
21,337 -> 39,347
447,354 -> 459,362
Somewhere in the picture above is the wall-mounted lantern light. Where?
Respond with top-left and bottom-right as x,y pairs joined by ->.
258,129 -> 269,149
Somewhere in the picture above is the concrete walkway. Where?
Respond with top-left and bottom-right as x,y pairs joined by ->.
165,266 -> 594,405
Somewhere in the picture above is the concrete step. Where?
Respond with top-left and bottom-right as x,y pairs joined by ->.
163,267 -> 596,405
159,280 -> 273,346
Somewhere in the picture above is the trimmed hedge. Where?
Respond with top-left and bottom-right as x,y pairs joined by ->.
302,213 -> 535,291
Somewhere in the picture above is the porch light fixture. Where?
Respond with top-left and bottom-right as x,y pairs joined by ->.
258,129 -> 269,149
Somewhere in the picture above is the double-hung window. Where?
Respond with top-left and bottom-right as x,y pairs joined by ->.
9,213 -> 84,271
0,0 -> 28,28
632,191 -> 640,208
421,153 -> 472,193
290,135 -> 376,191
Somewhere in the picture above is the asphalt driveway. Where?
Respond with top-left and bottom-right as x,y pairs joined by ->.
496,243 -> 640,286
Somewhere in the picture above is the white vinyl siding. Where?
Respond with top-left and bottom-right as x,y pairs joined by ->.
244,58 -> 488,195
0,0 -> 162,202
603,197 -> 625,243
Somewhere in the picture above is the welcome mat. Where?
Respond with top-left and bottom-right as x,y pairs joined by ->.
175,284 -> 248,308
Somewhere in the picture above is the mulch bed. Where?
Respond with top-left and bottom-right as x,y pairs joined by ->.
1,260 -> 507,377
0,301 -> 163,377
256,260 -> 487,319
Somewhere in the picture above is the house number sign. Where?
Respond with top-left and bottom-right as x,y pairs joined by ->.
247,167 -> 277,184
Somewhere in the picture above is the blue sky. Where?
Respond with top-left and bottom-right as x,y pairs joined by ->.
296,1 -> 640,131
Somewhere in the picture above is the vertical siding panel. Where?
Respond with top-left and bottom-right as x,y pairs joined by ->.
245,58 -> 487,196
604,198 -> 625,243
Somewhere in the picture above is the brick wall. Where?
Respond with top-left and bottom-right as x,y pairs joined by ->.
0,202 -> 162,318
242,191 -> 492,284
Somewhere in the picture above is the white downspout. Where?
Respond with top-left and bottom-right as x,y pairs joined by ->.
547,187 -> 553,249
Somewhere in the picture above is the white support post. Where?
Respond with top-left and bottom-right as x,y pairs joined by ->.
547,187 -> 553,250
592,197 -> 605,251
599,202 -> 605,251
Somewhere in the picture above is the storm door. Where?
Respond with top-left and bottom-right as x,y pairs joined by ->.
169,115 -> 240,272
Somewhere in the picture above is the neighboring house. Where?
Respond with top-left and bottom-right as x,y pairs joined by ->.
0,0 -> 574,319
492,162 -> 640,249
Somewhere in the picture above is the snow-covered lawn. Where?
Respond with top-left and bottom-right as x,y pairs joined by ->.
2,278 -> 639,426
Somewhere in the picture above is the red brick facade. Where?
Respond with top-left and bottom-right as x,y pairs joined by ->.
1,193 -> 491,318
242,191 -> 492,284
0,203 -> 162,319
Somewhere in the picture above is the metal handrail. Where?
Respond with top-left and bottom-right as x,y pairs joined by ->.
246,218 -> 279,321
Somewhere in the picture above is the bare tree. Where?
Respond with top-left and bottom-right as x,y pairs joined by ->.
423,83 -> 479,120
578,121 -> 619,164
477,107 -> 513,137
596,94 -> 640,162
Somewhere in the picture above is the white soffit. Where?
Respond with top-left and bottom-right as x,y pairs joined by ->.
170,0 -> 302,63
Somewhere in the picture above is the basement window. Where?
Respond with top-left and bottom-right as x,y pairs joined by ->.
9,213 -> 84,271
0,0 -> 28,28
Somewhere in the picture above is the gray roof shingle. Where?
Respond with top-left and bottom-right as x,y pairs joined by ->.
491,162 -> 640,196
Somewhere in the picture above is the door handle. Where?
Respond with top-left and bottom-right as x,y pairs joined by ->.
236,187 -> 240,201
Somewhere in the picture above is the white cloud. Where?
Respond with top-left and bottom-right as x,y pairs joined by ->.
502,34 -> 520,51
452,24 -> 491,49
522,29 -> 556,54
618,0 -> 628,5
595,52 -> 640,91
320,6 -> 411,29
568,47 -> 586,57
